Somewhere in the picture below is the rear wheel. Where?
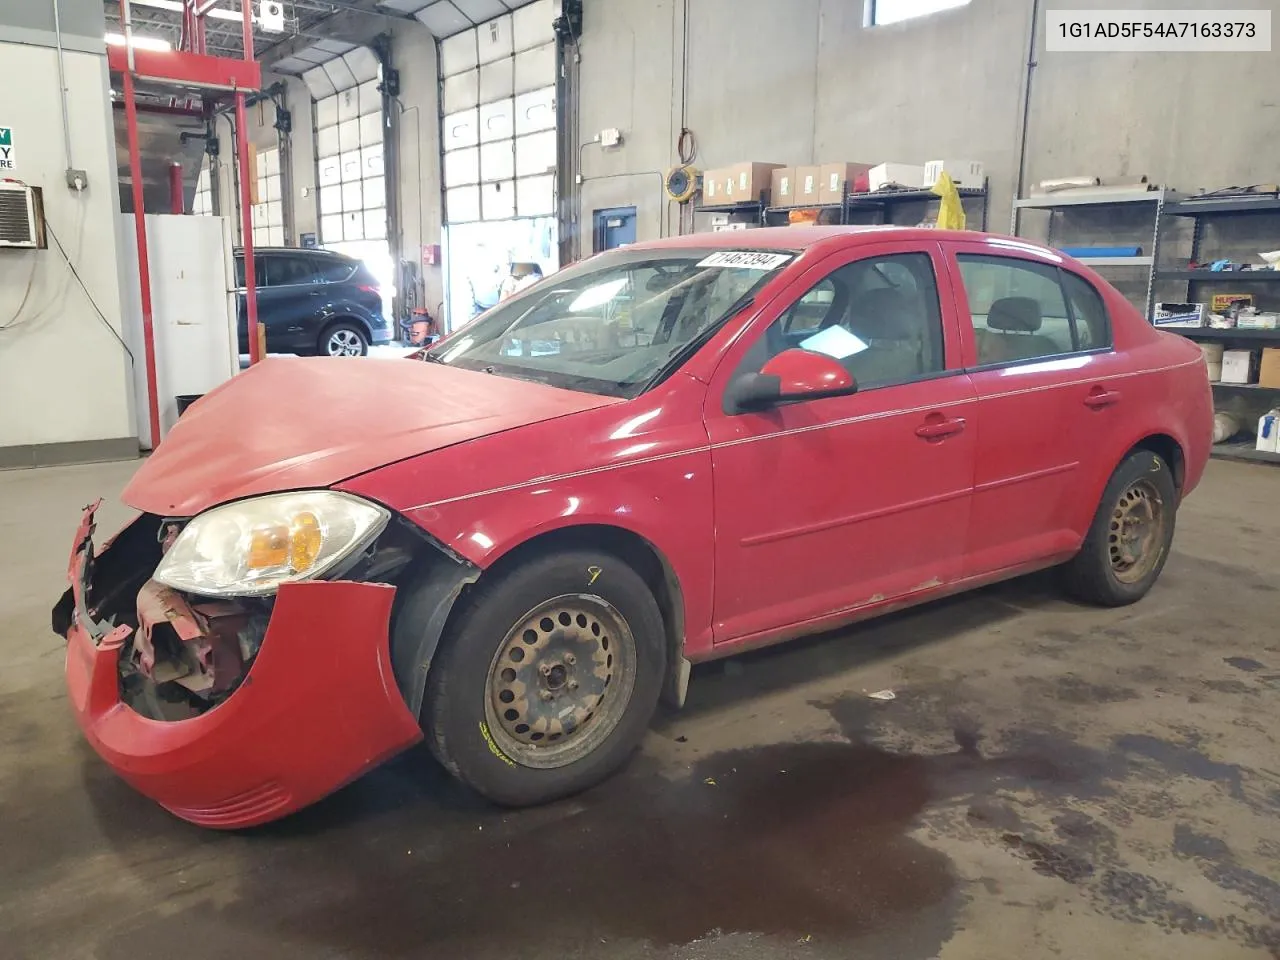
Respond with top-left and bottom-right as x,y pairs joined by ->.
320,322 -> 368,357
422,549 -> 665,806
1062,450 -> 1178,606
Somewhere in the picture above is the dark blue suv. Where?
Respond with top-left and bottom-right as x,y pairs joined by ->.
236,248 -> 392,357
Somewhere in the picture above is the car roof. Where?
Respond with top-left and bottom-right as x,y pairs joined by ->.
621,226 -> 1055,257
234,246 -> 356,260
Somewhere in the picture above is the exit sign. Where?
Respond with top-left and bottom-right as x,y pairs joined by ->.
0,127 -> 13,170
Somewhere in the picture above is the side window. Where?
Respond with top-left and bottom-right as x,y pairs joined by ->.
743,252 -> 946,390
956,255 -> 1110,366
1060,271 -> 1112,350
316,259 -> 356,283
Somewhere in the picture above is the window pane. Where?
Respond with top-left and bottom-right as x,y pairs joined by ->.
315,95 -> 339,128
264,175 -> 281,202
320,184 -> 341,215
743,253 -> 945,389
514,86 -> 555,134
340,150 -> 362,182
317,124 -> 340,159
266,200 -> 283,227
444,147 -> 480,187
357,78 -> 381,115
338,118 -> 361,152
873,0 -> 970,26
479,140 -> 514,182
320,213 -> 343,243
317,259 -> 356,282
362,175 -> 386,208
515,130 -> 556,177
362,143 -> 384,177
957,255 -> 1074,365
364,208 -> 387,241
446,185 -> 481,222
337,86 -> 359,122
359,111 -> 382,146
318,156 -> 341,186
342,180 -> 363,212
343,211 -> 365,241
1061,271 -> 1112,350
516,174 -> 554,217
481,179 -> 515,219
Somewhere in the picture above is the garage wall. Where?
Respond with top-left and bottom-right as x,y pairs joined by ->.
395,21 -> 447,316
0,1 -> 136,465
575,0 -> 1280,245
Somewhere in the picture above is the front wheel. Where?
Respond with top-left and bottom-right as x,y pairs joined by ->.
320,322 -> 369,357
1062,450 -> 1178,606
422,549 -> 666,806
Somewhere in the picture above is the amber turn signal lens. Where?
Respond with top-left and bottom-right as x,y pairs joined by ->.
247,523 -> 290,569
289,511 -> 323,572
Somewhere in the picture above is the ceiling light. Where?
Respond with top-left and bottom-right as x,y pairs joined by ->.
125,0 -> 251,22
105,31 -> 173,51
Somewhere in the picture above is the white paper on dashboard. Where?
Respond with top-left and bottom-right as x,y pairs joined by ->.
799,326 -> 868,360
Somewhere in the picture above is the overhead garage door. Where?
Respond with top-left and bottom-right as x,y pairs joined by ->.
438,0 -> 558,328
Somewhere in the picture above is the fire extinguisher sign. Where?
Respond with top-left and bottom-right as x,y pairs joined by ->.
0,127 -> 14,170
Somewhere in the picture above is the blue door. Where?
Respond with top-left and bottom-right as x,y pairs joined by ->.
594,207 -> 637,252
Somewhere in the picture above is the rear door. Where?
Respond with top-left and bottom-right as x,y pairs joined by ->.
240,254 -> 324,354
704,240 -> 977,646
941,240 -> 1129,576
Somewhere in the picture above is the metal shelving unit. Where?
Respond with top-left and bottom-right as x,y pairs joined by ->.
693,195 -> 768,227
1172,328 -> 1280,343
762,181 -> 990,231
1012,188 -> 1173,320
1211,443 -> 1280,465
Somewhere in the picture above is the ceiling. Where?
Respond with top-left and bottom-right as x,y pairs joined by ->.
104,0 -> 548,66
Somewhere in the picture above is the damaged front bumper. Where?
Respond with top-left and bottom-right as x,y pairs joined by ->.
56,504 -> 424,828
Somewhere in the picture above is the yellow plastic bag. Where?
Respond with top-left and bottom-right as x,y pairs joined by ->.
932,170 -> 967,231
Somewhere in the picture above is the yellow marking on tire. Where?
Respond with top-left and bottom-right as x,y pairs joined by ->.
587,565 -> 602,586
479,721 -> 515,766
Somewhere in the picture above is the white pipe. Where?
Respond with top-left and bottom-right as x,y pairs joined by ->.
121,0 -> 137,72
51,0 -> 75,174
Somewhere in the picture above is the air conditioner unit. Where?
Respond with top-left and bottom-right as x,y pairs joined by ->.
0,182 -> 44,249
257,1 -> 285,32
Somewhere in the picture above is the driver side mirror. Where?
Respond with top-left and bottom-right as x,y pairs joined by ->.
725,348 -> 858,413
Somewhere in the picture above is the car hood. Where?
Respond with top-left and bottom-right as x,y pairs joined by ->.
123,357 -> 622,517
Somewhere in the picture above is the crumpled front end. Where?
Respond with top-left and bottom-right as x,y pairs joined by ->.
54,504 -> 424,828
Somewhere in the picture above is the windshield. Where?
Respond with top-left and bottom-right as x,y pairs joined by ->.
425,248 -> 794,397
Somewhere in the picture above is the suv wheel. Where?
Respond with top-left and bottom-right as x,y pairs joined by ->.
321,322 -> 369,357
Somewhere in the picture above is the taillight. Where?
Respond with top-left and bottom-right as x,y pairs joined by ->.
358,284 -> 380,295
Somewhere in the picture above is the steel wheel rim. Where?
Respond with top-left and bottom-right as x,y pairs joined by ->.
327,329 -> 362,356
483,594 -> 637,770
1108,478 -> 1165,583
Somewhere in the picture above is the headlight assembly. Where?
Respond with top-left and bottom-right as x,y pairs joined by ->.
153,491 -> 390,597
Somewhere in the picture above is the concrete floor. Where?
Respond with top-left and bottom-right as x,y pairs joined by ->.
2,458 -> 1278,960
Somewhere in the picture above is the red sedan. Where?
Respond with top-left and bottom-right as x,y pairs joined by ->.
55,227 -> 1212,827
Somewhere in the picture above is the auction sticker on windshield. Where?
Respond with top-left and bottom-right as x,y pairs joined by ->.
697,251 -> 792,270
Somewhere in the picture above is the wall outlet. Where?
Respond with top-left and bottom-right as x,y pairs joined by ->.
600,128 -> 623,148
65,168 -> 88,191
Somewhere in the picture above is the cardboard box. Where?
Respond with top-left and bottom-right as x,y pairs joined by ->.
795,165 -> 822,205
923,159 -> 986,188
868,162 -> 926,191
1221,349 -> 1258,384
721,162 -> 783,204
1260,348 -> 1280,388
1153,302 -> 1206,328
770,167 -> 797,207
819,162 -> 873,205
702,168 -> 726,205
1236,310 -> 1278,330
1211,293 -> 1252,313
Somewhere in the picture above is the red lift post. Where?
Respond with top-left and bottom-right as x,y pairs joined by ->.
114,0 -> 263,449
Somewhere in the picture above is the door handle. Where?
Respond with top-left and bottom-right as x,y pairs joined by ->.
915,414 -> 966,441
1084,387 -> 1122,409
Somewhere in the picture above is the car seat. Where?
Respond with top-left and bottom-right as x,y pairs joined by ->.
975,296 -> 1061,364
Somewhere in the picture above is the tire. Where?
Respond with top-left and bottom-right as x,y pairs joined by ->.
319,321 -> 369,357
422,549 -> 666,806
1062,450 -> 1178,606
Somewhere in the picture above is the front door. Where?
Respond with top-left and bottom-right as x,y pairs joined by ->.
705,242 -> 977,646
941,241 -> 1130,576
593,207 -> 637,252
